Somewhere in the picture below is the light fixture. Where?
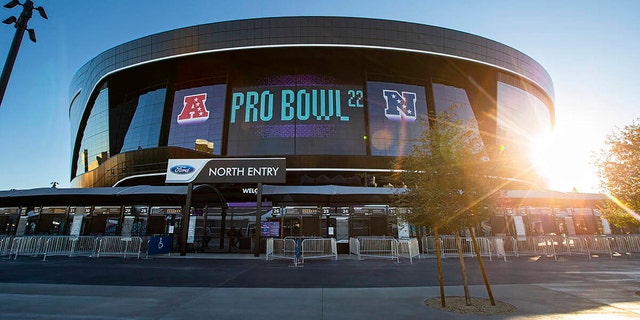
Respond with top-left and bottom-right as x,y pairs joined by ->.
36,5 -> 45,19
3,0 -> 20,9
27,28 -> 35,42
2,15 -> 15,24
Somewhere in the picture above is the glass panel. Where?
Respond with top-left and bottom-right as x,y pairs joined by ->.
432,83 -> 485,151
75,88 -> 110,176
167,84 -> 227,155
120,88 -> 166,152
497,81 -> 552,177
367,81 -> 428,156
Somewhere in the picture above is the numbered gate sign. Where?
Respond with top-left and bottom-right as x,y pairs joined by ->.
148,236 -> 172,255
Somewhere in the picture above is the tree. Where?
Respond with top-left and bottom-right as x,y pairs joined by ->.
392,107 -> 504,307
595,118 -> 640,231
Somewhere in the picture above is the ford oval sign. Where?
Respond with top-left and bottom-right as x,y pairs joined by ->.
171,165 -> 195,174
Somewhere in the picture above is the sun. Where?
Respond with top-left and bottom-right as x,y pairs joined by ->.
529,129 -> 600,193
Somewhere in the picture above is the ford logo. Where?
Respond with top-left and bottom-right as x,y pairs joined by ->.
170,165 -> 196,174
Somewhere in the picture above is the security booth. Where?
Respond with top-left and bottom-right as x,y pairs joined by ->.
279,206 -> 322,237
322,206 -> 350,240
36,206 -> 69,235
121,206 -> 149,237
489,209 -> 508,236
527,207 -> 556,235
0,207 -> 20,235
148,206 -> 183,236
349,205 -> 390,237
88,206 -> 122,236
571,208 -> 601,234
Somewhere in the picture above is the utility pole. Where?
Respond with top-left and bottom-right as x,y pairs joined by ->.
0,0 -> 47,107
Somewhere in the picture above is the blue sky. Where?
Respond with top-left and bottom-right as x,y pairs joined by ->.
0,0 -> 638,192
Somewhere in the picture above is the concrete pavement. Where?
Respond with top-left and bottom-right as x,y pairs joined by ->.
0,254 -> 638,319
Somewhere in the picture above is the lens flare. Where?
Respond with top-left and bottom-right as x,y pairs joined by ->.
604,193 -> 640,223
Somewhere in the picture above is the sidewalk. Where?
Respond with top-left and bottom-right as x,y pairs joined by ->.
0,254 -> 638,319
0,282 -> 638,319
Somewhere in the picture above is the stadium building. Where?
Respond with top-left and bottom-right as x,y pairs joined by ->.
0,17 -> 614,254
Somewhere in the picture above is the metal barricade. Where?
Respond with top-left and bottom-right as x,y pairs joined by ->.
435,236 -> 476,259
349,237 -> 360,256
500,236 -> 518,258
0,236 -> 12,256
301,238 -> 337,262
95,236 -> 142,258
265,238 -> 298,265
10,236 -> 46,259
583,235 -> 612,259
472,237 -> 494,261
353,236 -> 399,262
69,236 -> 98,257
608,235 -> 640,257
514,236 -> 557,259
397,238 -> 420,264
41,236 -> 73,261
422,236 -> 438,255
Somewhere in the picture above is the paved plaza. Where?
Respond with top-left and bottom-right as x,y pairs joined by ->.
0,253 -> 638,319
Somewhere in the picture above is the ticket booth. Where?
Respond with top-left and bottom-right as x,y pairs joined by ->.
267,206 -> 321,238
322,206 -> 350,241
36,206 -> 69,235
88,206 -> 122,236
350,205 -> 390,237
121,206 -> 149,237
0,207 -> 20,235
148,206 -> 183,236
571,208 -> 599,234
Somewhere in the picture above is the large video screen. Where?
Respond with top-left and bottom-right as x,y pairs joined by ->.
367,81 -> 428,156
227,74 -> 366,156
167,84 -> 227,154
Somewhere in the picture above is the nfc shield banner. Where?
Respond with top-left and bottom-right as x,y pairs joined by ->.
166,158 -> 286,184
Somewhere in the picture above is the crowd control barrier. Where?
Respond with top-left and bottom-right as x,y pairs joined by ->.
41,236 -> 96,260
95,236 -> 143,259
350,236 -> 398,262
266,237 -> 337,266
301,238 -> 337,263
422,234 -> 640,261
7,235 -> 142,260
0,236 -> 13,256
266,238 -> 299,266
397,238 -> 421,264
422,236 -> 500,261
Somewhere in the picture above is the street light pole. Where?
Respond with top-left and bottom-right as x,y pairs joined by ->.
0,0 -> 47,107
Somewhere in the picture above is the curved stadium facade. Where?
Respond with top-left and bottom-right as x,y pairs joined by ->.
1,16 -> 620,249
69,16 -> 554,192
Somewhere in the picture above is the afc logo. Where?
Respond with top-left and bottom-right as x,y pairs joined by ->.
382,90 -> 417,122
177,93 -> 210,125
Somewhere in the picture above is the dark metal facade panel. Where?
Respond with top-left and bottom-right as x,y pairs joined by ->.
68,17 -> 556,185
70,17 -> 553,115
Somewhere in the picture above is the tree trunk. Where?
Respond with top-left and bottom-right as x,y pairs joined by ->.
469,227 -> 495,305
434,227 -> 446,308
456,232 -> 472,306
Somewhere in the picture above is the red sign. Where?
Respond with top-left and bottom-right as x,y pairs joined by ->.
177,93 -> 210,125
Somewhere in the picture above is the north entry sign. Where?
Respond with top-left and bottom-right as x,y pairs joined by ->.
166,158 -> 286,257
166,158 -> 286,184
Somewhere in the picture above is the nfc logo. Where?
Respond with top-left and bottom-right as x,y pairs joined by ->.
382,90 -> 417,122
